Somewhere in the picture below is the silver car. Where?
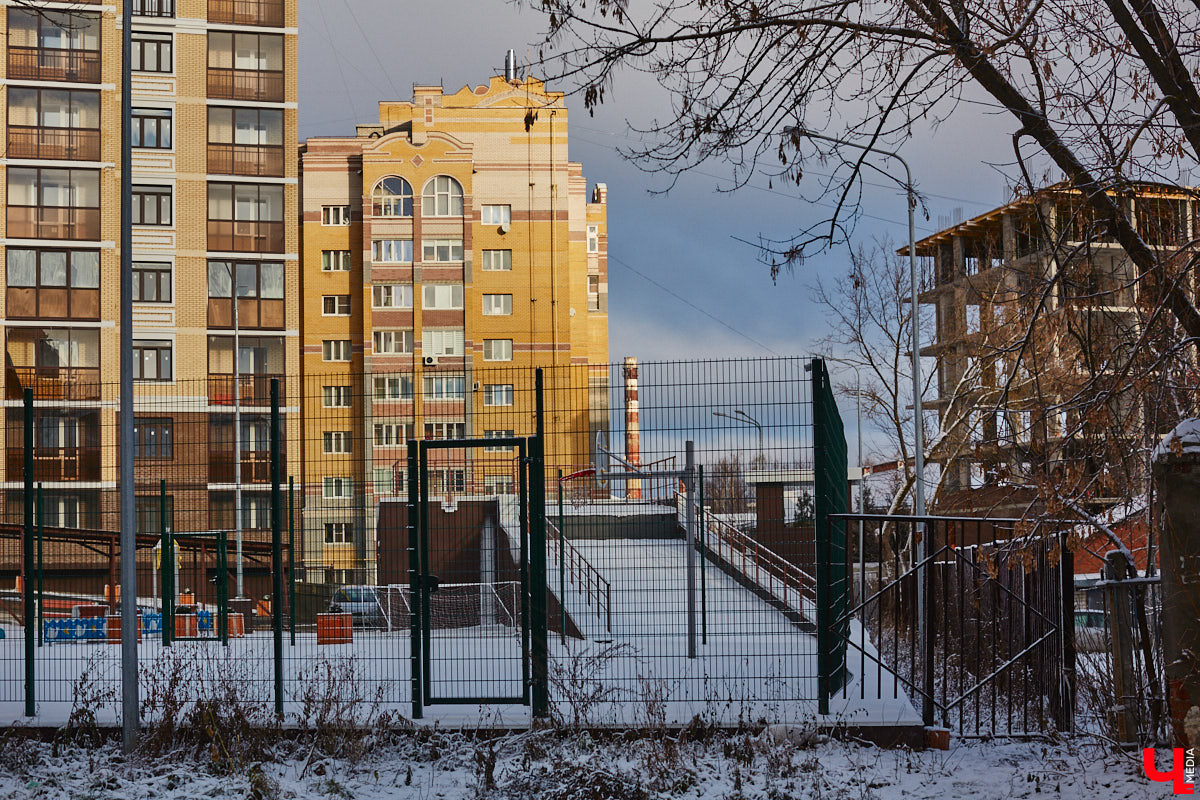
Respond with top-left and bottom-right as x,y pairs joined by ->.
330,585 -> 383,628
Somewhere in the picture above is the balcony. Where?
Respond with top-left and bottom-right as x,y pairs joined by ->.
207,143 -> 284,177
7,206 -> 101,241
7,447 -> 101,481
208,0 -> 284,27
134,0 -> 175,16
8,47 -> 101,83
207,220 -> 284,253
207,297 -> 285,329
5,367 -> 101,401
7,127 -> 101,162
208,450 -> 282,483
7,286 -> 99,320
207,374 -> 284,407
207,68 -> 284,102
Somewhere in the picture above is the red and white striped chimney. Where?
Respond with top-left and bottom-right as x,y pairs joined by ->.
623,356 -> 641,499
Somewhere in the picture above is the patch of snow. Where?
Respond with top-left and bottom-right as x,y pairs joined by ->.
1153,417 -> 1200,461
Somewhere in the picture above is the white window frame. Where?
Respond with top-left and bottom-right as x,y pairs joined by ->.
481,204 -> 511,225
424,421 -> 465,440
424,329 -> 464,357
321,250 -> 351,271
322,476 -> 353,499
322,294 -> 350,316
421,239 -> 464,263
322,340 -> 351,361
321,205 -> 351,226
421,175 -> 464,217
373,467 -> 396,495
484,429 -> 515,452
482,293 -> 512,316
373,375 -> 413,400
372,329 -> 413,355
484,384 -> 514,407
322,385 -> 352,408
422,283 -> 463,310
373,422 -> 410,447
371,239 -> 413,263
322,430 -> 352,454
324,522 -> 351,544
481,249 -> 512,271
483,338 -> 512,361
587,224 -> 599,253
422,374 -> 465,400
372,284 -> 412,309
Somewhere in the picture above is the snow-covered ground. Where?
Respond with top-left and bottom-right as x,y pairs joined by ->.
0,730 -> 1174,799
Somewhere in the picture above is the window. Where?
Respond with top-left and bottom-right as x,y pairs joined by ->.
207,32 -> 284,101
588,274 -> 600,311
134,0 -> 175,18
7,9 -> 101,82
424,329 -> 464,356
372,284 -> 412,309
132,185 -> 172,226
207,183 -> 284,252
423,374 -> 465,400
324,522 -> 351,544
133,340 -> 172,381
374,423 -> 411,446
7,167 -> 101,240
484,474 -> 515,494
207,260 -> 285,329
6,248 -> 100,319
132,108 -> 172,149
133,262 -> 171,303
373,467 -> 396,495
483,339 -> 512,361
422,239 -> 464,262
422,284 -> 463,309
372,176 -> 413,217
132,32 -> 173,73
587,224 -> 599,253
322,295 -> 350,316
323,431 -> 352,454
322,205 -> 351,226
372,329 -> 413,355
322,340 -> 351,361
6,87 -> 101,160
133,418 -> 173,459
372,239 -> 413,263
322,477 -> 353,499
135,494 -> 173,537
482,294 -> 512,315
484,429 -> 515,452
484,384 -> 514,406
373,375 -> 413,400
424,422 -> 465,440
207,107 -> 283,176
433,468 -> 467,493
481,249 -> 512,271
421,175 -> 464,217
322,250 -> 351,271
322,385 -> 352,407
482,204 -> 511,225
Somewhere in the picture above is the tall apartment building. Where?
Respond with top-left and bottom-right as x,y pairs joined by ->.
914,183 -> 1192,513
299,75 -> 610,583
1,1 -> 300,563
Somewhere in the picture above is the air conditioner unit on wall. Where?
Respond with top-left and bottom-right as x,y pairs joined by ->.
423,355 -> 439,366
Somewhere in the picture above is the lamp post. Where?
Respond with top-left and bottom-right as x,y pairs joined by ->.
713,409 -> 763,465
782,127 -> 925,519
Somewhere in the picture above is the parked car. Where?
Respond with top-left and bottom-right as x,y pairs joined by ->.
1074,608 -> 1108,652
329,585 -> 382,627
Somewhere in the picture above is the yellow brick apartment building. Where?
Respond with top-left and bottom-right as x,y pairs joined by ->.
1,1 -> 300,561
300,76 -> 610,583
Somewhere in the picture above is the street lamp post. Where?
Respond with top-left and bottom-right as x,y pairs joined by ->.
713,409 -> 763,464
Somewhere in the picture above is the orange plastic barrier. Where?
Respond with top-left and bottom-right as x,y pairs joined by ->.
105,615 -> 142,643
227,612 -> 245,638
316,612 -> 352,645
174,613 -> 198,638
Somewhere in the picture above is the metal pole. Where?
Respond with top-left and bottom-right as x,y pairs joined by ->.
233,264 -> 244,599
530,369 -> 550,717
119,0 -> 138,752
23,389 -> 33,716
162,480 -> 172,647
684,441 -> 697,659
407,440 -> 422,719
557,470 -> 565,644
270,379 -> 283,717
288,476 -> 295,646
217,532 -> 228,645
37,483 -> 43,648
699,465 -> 706,645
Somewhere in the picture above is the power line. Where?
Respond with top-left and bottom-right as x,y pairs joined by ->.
606,254 -> 781,356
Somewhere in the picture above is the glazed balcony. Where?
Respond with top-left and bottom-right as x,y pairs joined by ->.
208,0 -> 284,27
7,47 -> 101,83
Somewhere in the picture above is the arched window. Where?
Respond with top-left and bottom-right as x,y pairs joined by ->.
372,176 -> 413,217
421,175 -> 463,217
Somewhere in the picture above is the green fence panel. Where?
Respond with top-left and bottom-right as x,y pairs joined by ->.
812,358 -> 849,712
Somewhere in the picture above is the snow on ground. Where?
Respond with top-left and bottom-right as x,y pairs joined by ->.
0,730 -> 1173,799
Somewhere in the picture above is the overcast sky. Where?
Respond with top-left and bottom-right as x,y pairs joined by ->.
298,0 -> 1032,453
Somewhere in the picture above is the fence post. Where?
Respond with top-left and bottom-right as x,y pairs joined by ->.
1105,550 -> 1140,744
685,441 -> 697,659
1056,536 -> 1076,733
699,465 -> 707,646
23,387 -> 34,717
161,480 -> 173,647
288,476 -> 296,646
36,483 -> 43,648
407,439 -> 422,719
558,470 -> 565,645
922,533 -> 936,727
217,531 -> 228,645
530,369 -> 550,718
270,378 -> 283,717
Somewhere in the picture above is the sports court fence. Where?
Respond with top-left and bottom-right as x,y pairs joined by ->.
2,356 -> 858,726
